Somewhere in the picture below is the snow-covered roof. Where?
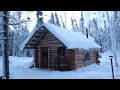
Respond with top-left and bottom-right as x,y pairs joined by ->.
20,23 -> 101,51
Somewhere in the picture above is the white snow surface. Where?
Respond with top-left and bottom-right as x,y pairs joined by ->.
0,51 -> 120,79
20,23 -> 101,51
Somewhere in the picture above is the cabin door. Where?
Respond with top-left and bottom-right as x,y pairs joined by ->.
41,47 -> 48,68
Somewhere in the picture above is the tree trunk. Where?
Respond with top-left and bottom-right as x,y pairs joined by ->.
2,11 -> 9,79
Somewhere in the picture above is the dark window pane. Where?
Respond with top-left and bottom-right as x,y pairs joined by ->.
57,47 -> 65,57
85,50 -> 90,60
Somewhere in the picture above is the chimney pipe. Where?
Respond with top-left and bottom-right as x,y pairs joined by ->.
86,29 -> 88,38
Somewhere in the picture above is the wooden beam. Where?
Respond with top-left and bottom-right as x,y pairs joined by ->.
25,26 -> 50,48
26,30 -> 42,47
34,30 -> 48,47
26,30 -> 38,48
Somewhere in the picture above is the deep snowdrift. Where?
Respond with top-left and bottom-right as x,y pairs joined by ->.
0,51 -> 120,79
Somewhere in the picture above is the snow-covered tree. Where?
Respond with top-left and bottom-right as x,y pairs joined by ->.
88,20 -> 92,36
92,18 -> 100,44
79,11 -> 85,34
20,25 -> 33,57
48,12 -> 55,24
36,11 -> 44,26
106,11 -> 112,51
101,20 -> 108,52
114,11 -> 118,21
8,11 -> 32,57
63,11 -> 66,28
71,17 -> 78,32
60,15 -> 65,28
73,18 -> 79,31
54,11 -> 61,27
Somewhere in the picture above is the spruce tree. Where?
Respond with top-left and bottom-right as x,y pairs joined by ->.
48,12 -> 55,24
54,11 -> 61,27
79,11 -> 85,34
60,15 -> 65,28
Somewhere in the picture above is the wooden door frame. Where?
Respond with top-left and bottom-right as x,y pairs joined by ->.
39,46 -> 50,68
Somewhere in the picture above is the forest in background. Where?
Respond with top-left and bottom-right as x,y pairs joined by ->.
0,11 -> 120,57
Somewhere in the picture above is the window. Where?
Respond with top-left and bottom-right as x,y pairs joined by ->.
84,50 -> 91,61
57,47 -> 66,57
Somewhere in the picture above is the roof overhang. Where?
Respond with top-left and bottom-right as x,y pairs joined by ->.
20,25 -> 48,51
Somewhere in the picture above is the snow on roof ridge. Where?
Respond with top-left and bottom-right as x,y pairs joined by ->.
43,23 -> 101,49
20,22 -> 101,51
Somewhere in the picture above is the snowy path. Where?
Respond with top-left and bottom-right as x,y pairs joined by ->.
0,51 -> 120,79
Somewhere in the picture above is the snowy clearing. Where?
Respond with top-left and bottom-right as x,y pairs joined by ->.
0,51 -> 120,79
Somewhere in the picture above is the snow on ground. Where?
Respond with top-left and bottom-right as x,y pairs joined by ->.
0,51 -> 120,79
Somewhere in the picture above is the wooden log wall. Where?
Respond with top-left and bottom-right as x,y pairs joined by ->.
49,47 -> 75,71
90,50 -> 98,61
49,46 -> 58,69
37,30 -> 76,70
74,49 -> 85,68
65,49 -> 75,70
38,31 -> 62,46
74,49 -> 97,69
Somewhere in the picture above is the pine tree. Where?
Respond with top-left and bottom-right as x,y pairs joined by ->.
92,18 -> 101,49
71,17 -> 76,32
110,11 -> 120,66
71,17 -> 79,32
36,11 -> 44,27
114,11 -> 118,21
63,11 -> 66,28
79,11 -> 85,34
48,12 -> 55,24
54,11 -> 61,27
106,11 -> 112,51
20,25 -> 33,57
60,15 -> 65,28
88,20 -> 92,36
102,20 -> 108,52
73,18 -> 79,31
111,11 -> 118,53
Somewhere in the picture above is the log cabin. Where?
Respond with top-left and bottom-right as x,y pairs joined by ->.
20,23 -> 101,71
